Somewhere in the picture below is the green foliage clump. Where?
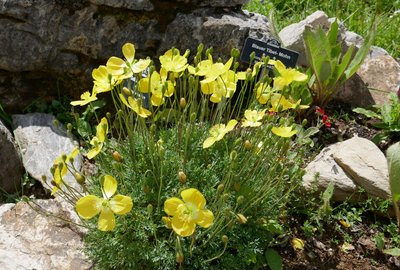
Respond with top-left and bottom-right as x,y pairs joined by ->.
47,42 -> 317,269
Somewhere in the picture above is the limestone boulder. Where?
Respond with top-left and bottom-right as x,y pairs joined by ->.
0,200 -> 91,270
0,120 -> 24,193
302,143 -> 361,202
12,113 -> 82,193
303,136 -> 390,201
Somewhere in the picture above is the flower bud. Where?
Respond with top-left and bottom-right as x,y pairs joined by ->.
302,119 -> 308,126
190,112 -> 197,123
244,140 -> 252,150
51,180 -> 58,187
217,184 -> 224,193
178,171 -> 187,184
236,213 -> 247,224
179,97 -> 187,109
147,204 -> 153,214
197,43 -> 204,54
41,175 -> 47,181
222,235 -> 229,243
74,172 -> 85,185
230,150 -> 237,161
106,112 -> 112,119
236,195 -> 244,205
67,123 -> 73,132
61,154 -> 67,162
122,87 -> 132,96
143,184 -> 150,194
112,151 -> 123,162
176,252 -> 184,263
53,119 -> 59,127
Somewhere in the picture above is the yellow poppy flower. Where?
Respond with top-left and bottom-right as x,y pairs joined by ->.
138,68 -> 175,106
87,117 -> 108,159
271,126 -> 297,138
159,48 -> 189,73
203,119 -> 238,148
241,109 -> 266,127
269,94 -> 309,112
118,93 -> 152,118
76,175 -> 133,231
106,43 -> 151,79
255,83 -> 273,105
51,147 -> 80,195
164,188 -> 214,237
92,65 -> 122,93
70,91 -> 97,106
269,60 -> 308,90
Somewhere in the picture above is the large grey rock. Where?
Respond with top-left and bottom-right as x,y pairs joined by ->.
302,143 -> 361,201
0,200 -> 91,270
0,120 -> 24,193
303,136 -> 390,201
356,46 -> 400,105
0,0 -> 269,113
334,136 -> 390,199
278,11 -> 330,67
159,9 -> 271,60
12,113 -> 82,193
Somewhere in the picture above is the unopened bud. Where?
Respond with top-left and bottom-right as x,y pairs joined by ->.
302,119 -> 308,126
236,195 -> 244,205
197,43 -> 204,54
61,154 -> 67,162
106,112 -> 112,119
67,123 -> 73,132
237,213 -> 247,224
147,204 -> 153,214
180,97 -> 187,109
122,87 -> 132,96
112,151 -> 123,162
51,180 -> 58,187
53,119 -> 59,127
176,252 -> 184,263
41,175 -> 47,181
178,171 -> 187,184
231,48 -> 240,59
244,140 -> 252,150
230,150 -> 237,161
74,172 -> 85,185
217,184 -> 224,193
222,235 -> 229,243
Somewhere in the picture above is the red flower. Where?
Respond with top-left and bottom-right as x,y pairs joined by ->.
315,106 -> 325,115
322,114 -> 331,127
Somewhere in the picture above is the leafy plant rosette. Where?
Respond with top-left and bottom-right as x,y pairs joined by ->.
50,43 -> 316,269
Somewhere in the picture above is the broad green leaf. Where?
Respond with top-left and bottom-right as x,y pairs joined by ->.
387,142 -> 400,198
303,127 -> 320,138
374,234 -> 385,250
330,45 -> 354,87
327,20 -> 339,47
265,249 -> 283,270
320,60 -> 332,84
344,21 -> 376,79
383,248 -> 400,256
352,107 -> 381,119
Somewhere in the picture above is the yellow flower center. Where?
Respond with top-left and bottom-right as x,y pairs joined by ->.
178,202 -> 199,222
